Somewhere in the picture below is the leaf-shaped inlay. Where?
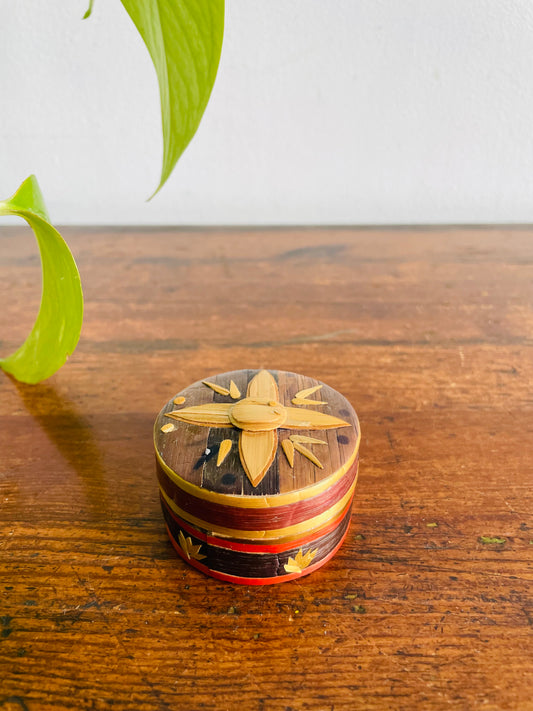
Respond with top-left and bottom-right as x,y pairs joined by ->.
165,403 -> 232,427
203,380 -> 230,396
284,548 -> 318,574
283,407 -> 350,430
281,438 -> 295,467
292,397 -> 328,406
217,439 -> 233,466
239,430 -> 277,487
294,385 -> 323,399
289,435 -> 327,445
293,441 -> 324,469
229,380 -> 241,399
178,530 -> 206,561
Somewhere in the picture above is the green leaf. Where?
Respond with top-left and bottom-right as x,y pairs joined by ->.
119,0 -> 225,196
83,1 -> 95,20
0,175 -> 83,384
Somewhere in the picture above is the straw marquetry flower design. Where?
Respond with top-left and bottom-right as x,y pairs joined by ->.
165,370 -> 350,487
178,530 -> 206,561
284,548 -> 318,574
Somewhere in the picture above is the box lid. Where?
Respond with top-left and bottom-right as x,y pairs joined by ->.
155,369 -> 359,518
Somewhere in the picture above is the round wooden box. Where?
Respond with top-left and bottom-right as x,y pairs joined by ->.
154,369 -> 360,585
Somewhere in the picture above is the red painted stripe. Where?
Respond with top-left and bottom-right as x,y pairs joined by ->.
161,492 -> 354,554
165,520 -> 352,586
157,456 -> 358,531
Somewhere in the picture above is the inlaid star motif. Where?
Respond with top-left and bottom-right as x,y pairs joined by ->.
284,548 -> 318,574
178,530 -> 206,561
165,370 -> 350,487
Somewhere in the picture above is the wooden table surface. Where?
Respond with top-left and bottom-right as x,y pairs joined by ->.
0,226 -> 531,711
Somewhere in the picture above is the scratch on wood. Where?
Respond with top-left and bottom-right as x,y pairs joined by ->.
386,430 -> 401,464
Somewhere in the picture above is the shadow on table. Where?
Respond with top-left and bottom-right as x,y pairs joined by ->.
13,378 -> 109,521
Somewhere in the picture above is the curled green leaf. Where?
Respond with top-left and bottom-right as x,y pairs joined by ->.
119,0 -> 225,196
0,175 -> 83,384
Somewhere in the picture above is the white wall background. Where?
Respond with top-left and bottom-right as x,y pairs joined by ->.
1,1 -> 533,225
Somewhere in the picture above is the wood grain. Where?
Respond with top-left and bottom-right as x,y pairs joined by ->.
0,226 -> 532,710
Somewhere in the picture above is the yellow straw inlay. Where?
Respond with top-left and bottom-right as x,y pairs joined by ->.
160,474 -> 358,543
217,439 -> 233,467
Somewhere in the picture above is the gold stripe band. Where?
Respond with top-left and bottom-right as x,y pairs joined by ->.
159,470 -> 358,543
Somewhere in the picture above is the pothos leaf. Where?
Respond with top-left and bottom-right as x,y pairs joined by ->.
0,175 -> 83,384
83,1 -> 95,20
119,0 -> 225,196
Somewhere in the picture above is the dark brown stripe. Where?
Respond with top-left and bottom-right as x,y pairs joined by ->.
157,456 -> 358,531
161,498 -> 352,579
175,530 -> 352,586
